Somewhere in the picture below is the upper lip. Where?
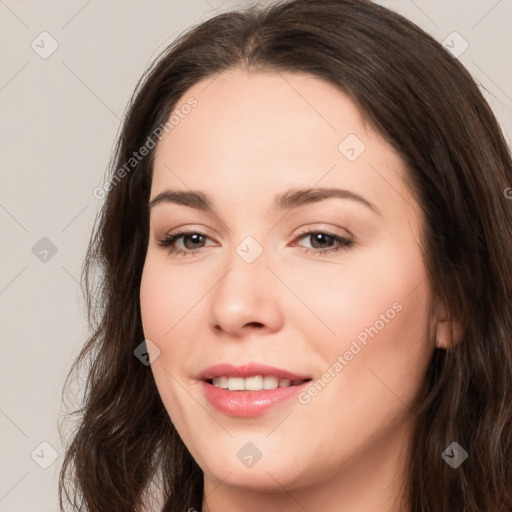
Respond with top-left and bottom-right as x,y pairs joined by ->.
198,362 -> 312,381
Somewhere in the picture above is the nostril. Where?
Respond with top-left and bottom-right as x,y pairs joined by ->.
246,322 -> 264,328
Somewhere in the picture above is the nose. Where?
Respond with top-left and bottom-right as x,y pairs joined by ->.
208,245 -> 284,337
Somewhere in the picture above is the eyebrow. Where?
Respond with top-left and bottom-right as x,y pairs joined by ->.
149,187 -> 380,215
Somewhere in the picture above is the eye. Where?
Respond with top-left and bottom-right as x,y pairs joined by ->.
157,229 -> 354,257
157,231 -> 216,256
291,230 -> 354,256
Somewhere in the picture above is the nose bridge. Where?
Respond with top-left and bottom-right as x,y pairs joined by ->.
208,233 -> 283,334
215,233 -> 270,308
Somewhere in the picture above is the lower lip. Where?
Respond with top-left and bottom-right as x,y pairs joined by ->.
200,380 -> 311,417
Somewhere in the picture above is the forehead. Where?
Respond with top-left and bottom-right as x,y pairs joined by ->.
151,69 -> 415,225
154,69 -> 369,170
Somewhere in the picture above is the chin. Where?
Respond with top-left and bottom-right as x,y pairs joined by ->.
207,459 -> 304,492
194,440 -> 309,491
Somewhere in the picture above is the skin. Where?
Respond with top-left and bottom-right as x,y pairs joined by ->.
139,69 -> 457,512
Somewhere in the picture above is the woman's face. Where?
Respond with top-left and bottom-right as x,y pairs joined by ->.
140,69 -> 436,498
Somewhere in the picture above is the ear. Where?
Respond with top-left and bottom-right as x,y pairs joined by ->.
434,299 -> 464,349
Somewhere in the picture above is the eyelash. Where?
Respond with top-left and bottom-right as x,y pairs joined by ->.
157,229 -> 354,257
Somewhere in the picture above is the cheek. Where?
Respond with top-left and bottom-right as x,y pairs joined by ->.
317,291 -> 432,461
139,257 -> 205,436
139,253 -> 219,407
139,254 -> 211,344
322,252 -> 432,412
279,240 -> 429,345
281,239 -> 433,409
288,258 -> 432,470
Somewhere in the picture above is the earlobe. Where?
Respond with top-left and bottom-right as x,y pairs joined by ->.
434,302 -> 464,349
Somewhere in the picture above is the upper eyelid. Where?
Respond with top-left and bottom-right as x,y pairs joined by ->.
160,227 -> 349,239
294,224 -> 353,239
159,225 -> 215,239
160,221 -> 353,238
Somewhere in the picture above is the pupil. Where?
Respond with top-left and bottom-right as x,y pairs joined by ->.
311,233 -> 332,249
184,234 -> 203,249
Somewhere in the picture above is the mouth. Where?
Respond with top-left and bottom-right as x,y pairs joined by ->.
198,363 -> 313,417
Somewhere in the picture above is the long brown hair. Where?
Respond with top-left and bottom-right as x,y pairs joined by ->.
59,0 -> 512,510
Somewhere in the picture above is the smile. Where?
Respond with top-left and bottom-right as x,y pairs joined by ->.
209,375 -> 309,391
198,363 -> 313,417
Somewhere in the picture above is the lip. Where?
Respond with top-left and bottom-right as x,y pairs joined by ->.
198,363 -> 313,417
200,380 -> 311,417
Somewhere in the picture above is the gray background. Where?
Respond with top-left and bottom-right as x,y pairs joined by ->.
0,0 -> 511,510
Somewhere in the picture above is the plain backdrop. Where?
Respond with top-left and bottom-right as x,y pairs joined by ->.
0,0 -> 511,510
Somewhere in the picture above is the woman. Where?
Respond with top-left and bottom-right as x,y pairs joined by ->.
59,0 -> 512,510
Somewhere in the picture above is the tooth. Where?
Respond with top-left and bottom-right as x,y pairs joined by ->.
244,375 -> 263,391
212,376 -> 229,389
218,376 -> 229,388
227,377 -> 245,391
211,375 -> 302,390
263,375 -> 279,389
